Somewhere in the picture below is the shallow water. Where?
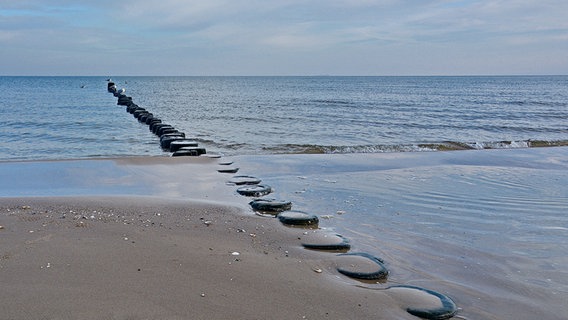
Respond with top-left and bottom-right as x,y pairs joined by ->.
234,148 -> 568,320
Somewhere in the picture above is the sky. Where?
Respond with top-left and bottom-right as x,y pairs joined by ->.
1,0 -> 567,76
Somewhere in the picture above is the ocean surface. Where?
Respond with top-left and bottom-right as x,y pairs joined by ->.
1,76 -> 567,161
1,76 -> 568,319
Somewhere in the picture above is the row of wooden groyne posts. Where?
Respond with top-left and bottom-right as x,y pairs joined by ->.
108,81 -> 205,157
106,80 -> 459,320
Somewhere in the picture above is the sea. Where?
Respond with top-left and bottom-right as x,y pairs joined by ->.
0,76 -> 567,161
1,76 -> 568,319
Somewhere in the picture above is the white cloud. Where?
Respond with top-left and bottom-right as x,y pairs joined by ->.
1,0 -> 567,75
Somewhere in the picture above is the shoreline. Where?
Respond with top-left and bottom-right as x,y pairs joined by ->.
2,147 -> 568,319
2,142 -> 568,163
1,154 -> 459,319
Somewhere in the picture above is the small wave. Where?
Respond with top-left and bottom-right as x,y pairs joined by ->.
259,139 -> 568,155
463,140 -> 568,150
465,141 -> 530,149
261,143 -> 438,154
312,99 -> 351,105
525,140 -> 568,148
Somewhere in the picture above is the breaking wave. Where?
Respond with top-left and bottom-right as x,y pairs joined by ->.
258,139 -> 568,155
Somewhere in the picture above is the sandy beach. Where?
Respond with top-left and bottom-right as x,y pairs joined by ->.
0,196 -> 405,320
0,155 -> 459,320
2,148 -> 568,319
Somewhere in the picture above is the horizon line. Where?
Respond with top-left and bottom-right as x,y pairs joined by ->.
2,74 -> 567,77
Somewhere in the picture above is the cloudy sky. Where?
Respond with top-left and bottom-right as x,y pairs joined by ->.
1,0 -> 567,75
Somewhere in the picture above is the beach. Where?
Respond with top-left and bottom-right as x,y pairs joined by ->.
2,148 -> 568,319
0,155 -> 454,320
1,196 -> 405,320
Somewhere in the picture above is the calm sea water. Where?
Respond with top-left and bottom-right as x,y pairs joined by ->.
1,76 -> 567,161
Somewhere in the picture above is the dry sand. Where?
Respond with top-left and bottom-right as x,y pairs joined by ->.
0,157 -> 450,320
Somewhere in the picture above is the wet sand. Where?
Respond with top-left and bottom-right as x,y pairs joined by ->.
1,156 -> 454,320
2,148 -> 567,319
235,147 -> 568,320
